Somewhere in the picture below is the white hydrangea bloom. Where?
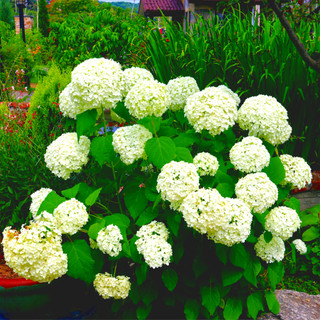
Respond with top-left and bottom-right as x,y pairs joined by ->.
184,86 -> 238,137
44,132 -> 90,180
207,198 -> 253,247
96,224 -> 123,257
229,136 -> 270,173
293,239 -> 307,255
179,188 -> 222,234
30,188 -> 53,217
136,221 -> 169,240
193,152 -> 219,176
264,206 -> 301,240
237,95 -> 292,145
125,79 -> 170,119
67,58 -> 124,115
2,222 -> 68,283
167,76 -> 200,111
255,233 -> 285,263
235,172 -> 278,214
53,198 -> 89,235
32,210 -> 58,230
123,67 -> 154,96
280,154 -> 312,189
217,85 -> 241,106
157,161 -> 200,210
94,273 -> 131,299
112,124 -> 152,165
59,83 -> 79,119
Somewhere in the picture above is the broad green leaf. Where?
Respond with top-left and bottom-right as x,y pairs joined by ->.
76,109 -> 97,139
200,285 -> 220,315
243,256 -> 261,287
175,110 -> 189,126
247,292 -> 264,319
262,157 -> 285,185
138,116 -> 161,134
265,291 -> 280,314
129,282 -> 141,304
229,244 -> 250,269
136,206 -> 159,227
157,126 -> 178,137
223,297 -> 243,320
215,244 -> 229,265
214,169 -> 235,184
216,182 -> 235,197
91,247 -> 105,275
135,263 -> 148,285
37,191 -> 66,215
62,239 -> 95,284
90,135 -> 117,166
264,231 -> 273,243
277,186 -> 290,201
173,132 -> 198,147
85,187 -> 102,206
103,214 -> 131,229
124,182 -> 148,220
175,147 -> 193,163
136,304 -> 152,320
302,226 -> 320,242
192,255 -> 209,278
129,236 -> 142,263
263,141 -> 275,157
113,101 -> 131,122
167,211 -> 182,237
61,184 -> 81,199
184,299 -> 200,320
284,197 -> 300,213
141,282 -> 158,305
300,211 -> 319,227
172,239 -> 184,263
88,220 -> 106,240
144,175 -> 159,201
145,136 -> 176,169
162,268 -> 178,292
74,183 -> 96,204
222,268 -> 243,287
268,262 -> 284,291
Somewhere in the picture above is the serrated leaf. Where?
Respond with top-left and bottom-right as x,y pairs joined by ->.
229,244 -> 250,269
138,116 -> 161,134
265,291 -> 280,314
162,268 -> 178,292
223,297 -> 243,320
37,191 -> 66,215
243,256 -> 261,287
262,157 -> 285,185
247,292 -> 264,319
200,285 -> 220,315
222,268 -> 243,286
61,184 -> 80,199
268,262 -> 284,291
145,136 -> 176,169
90,135 -> 117,166
62,239 -> 95,284
302,226 -> 320,242
174,147 -> 193,163
76,109 -> 97,139
85,187 -> 102,206
184,299 -> 200,320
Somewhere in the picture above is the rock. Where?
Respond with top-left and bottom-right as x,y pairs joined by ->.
258,290 -> 320,320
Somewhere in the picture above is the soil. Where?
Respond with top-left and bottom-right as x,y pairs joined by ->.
0,255 -> 20,279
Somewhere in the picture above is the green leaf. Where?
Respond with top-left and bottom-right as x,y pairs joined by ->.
61,184 -> 81,199
136,206 -> 159,227
284,197 -> 300,213
103,214 -> 131,229
184,299 -> 200,320
62,239 -> 95,284
229,244 -> 250,269
85,188 -> 102,206
247,292 -> 264,319
88,220 -> 106,240
129,236 -> 142,263
91,247 -> 105,275
129,282 -> 141,304
74,183 -> 96,204
135,263 -> 148,285
157,126 -> 178,137
136,304 -> 152,320
173,132 -> 198,147
145,136 -> 176,169
124,182 -> 148,220
262,157 -> 285,185
277,186 -> 290,201
37,191 -> 66,215
138,116 -> 161,134
222,268 -> 243,287
200,285 -> 220,315
141,282 -> 158,305
264,231 -> 273,243
243,256 -> 261,287
215,244 -> 229,265
268,262 -> 284,291
263,141 -> 275,157
174,147 -> 193,163
192,255 -> 209,278
300,211 -> 319,227
144,175 -> 159,201
90,135 -> 117,166
113,101 -> 131,122
162,268 -> 178,292
265,291 -> 280,314
167,211 -> 182,237
223,297 -> 243,320
216,182 -> 235,197
302,226 -> 320,242
76,109 -> 97,139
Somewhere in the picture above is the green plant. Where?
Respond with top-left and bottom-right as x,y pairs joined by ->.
38,0 -> 50,37
0,0 -> 15,30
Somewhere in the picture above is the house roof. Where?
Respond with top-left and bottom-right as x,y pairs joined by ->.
140,0 -> 185,15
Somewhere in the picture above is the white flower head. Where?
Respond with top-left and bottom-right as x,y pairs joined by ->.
217,85 -> 241,106
59,83 -> 80,119
293,239 -> 307,255
237,95 -> 292,145
53,198 -> 89,235
264,206 -> 301,240
156,161 -> 200,210
112,124 -> 152,165
193,152 -> 219,176
125,79 -> 170,119
235,172 -> 278,214
280,154 -> 312,189
123,67 -> 154,96
136,221 -> 169,240
96,224 -> 123,257
255,233 -> 285,263
30,188 -> 53,217
167,76 -> 200,111
2,222 -> 68,283
44,132 -> 90,180
184,86 -> 238,137
94,273 -> 131,299
229,136 -> 270,173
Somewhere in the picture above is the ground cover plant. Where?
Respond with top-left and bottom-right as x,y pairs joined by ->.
1,58 -> 318,320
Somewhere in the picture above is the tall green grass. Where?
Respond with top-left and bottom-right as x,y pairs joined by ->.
139,10 -> 320,167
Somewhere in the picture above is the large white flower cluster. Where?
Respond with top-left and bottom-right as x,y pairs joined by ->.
184,86 -> 238,137
122,67 -> 154,96
156,161 -> 200,210
254,233 -> 285,263
44,132 -> 90,180
193,152 -> 219,176
112,124 -> 152,165
52,198 -> 89,235
2,221 -> 68,283
293,239 -> 307,255
167,76 -> 200,111
280,154 -> 312,189
96,224 -> 123,257
59,58 -> 124,119
264,206 -> 301,240
93,273 -> 131,299
135,221 -> 172,268
229,136 -> 270,173
217,85 -> 241,106
30,188 -> 53,217
237,95 -> 292,145
125,79 -> 170,119
235,172 -> 278,214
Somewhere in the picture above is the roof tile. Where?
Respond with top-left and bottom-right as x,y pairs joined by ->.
142,0 -> 184,13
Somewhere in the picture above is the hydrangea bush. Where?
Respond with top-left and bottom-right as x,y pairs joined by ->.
2,59 -> 314,320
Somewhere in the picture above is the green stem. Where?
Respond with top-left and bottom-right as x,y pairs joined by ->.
101,105 -> 108,136
96,202 -> 113,215
88,213 -> 103,219
113,261 -> 118,277
111,162 -> 124,214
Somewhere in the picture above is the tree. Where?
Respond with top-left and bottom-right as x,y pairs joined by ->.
39,0 -> 50,37
0,0 -> 15,30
